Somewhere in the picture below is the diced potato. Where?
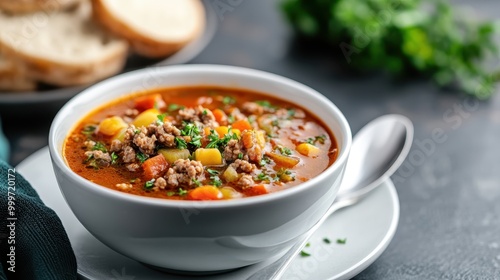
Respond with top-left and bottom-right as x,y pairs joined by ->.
266,152 -> 300,168
132,108 -> 160,128
194,148 -> 223,166
222,165 -> 239,182
188,186 -> 223,200
220,187 -> 243,199
158,149 -> 190,164
215,126 -> 240,138
296,143 -> 321,157
97,116 -> 127,136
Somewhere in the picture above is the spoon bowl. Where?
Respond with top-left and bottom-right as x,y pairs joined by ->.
337,114 -> 414,200
249,114 -> 414,280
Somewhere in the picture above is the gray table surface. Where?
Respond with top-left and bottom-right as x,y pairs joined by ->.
2,0 -> 500,279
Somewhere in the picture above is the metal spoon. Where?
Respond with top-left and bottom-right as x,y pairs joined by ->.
248,114 -> 414,280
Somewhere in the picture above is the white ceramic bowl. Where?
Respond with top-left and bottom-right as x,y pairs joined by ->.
49,65 -> 352,272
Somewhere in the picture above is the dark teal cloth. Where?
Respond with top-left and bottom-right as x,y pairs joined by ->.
0,160 -> 77,279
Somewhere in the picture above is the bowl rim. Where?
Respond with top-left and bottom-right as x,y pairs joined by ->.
49,64 -> 352,209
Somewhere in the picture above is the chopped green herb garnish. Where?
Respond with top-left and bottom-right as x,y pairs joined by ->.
222,96 -> 236,105
315,135 -> 327,144
84,154 -> 99,169
277,145 -> 292,156
248,115 -> 256,124
206,129 -> 238,150
207,169 -> 219,176
227,115 -> 235,124
178,188 -> 188,196
168,103 -> 184,112
211,176 -> 222,187
336,238 -> 347,245
144,179 -> 155,189
323,238 -> 331,244
305,242 -> 310,247
238,153 -> 243,159
192,178 -> 202,187
82,125 -> 97,136
167,191 -> 175,197
206,130 -> 221,149
255,100 -> 276,109
175,137 -> 188,149
111,152 -> 119,165
181,122 -> 202,148
156,113 -> 167,124
92,142 -> 107,153
203,109 -> 208,115
259,156 -> 271,166
287,109 -> 296,118
256,172 -> 270,182
130,178 -> 137,183
300,251 -> 311,257
134,129 -> 140,135
305,135 -> 328,146
154,101 -> 159,110
277,168 -> 295,182
306,138 -> 315,145
271,120 -> 280,127
136,152 -> 148,163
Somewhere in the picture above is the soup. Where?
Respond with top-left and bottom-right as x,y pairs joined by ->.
64,86 -> 338,200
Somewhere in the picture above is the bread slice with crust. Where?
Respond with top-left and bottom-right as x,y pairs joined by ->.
0,1 -> 128,87
0,52 -> 37,92
0,0 -> 82,14
92,0 -> 205,58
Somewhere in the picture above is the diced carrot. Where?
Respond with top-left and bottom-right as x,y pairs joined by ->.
215,126 -> 240,138
142,154 -> 168,180
241,130 -> 255,149
245,184 -> 268,196
213,109 -> 227,124
134,94 -> 166,111
265,152 -> 300,168
188,186 -> 223,200
232,119 -> 252,132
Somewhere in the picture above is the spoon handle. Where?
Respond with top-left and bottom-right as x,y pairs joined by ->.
247,197 -> 358,280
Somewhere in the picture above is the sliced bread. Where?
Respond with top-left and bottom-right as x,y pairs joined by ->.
92,0 -> 205,58
0,1 -> 129,87
0,0 -> 82,14
0,52 -> 37,91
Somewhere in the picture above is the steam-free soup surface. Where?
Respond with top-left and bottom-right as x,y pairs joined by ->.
64,86 -> 338,200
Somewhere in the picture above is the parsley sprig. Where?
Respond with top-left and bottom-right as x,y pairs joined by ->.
180,122 -> 202,149
282,0 -> 500,98
206,129 -> 239,150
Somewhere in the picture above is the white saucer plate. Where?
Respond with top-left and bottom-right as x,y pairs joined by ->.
17,147 -> 399,280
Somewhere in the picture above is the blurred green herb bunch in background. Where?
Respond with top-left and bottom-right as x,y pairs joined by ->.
282,0 -> 500,98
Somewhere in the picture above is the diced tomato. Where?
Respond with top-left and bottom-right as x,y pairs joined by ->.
188,186 -> 223,200
245,184 -> 268,196
134,94 -> 166,111
142,155 -> 168,180
231,119 -> 252,132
